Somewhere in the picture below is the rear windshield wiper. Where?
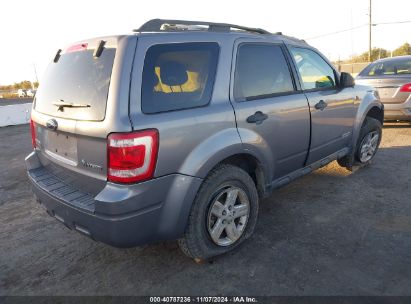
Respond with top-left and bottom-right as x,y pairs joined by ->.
53,99 -> 91,111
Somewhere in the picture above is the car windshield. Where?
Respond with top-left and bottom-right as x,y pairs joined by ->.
360,58 -> 411,76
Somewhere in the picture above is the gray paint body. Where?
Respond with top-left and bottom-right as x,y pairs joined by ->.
25,29 -> 383,247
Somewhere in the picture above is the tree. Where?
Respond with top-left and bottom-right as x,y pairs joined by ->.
9,81 -> 33,90
392,43 -> 411,57
350,47 -> 389,63
22,81 -> 33,90
0,84 -> 12,90
33,81 -> 39,89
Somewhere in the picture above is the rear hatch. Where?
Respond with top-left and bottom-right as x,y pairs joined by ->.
31,36 -> 133,195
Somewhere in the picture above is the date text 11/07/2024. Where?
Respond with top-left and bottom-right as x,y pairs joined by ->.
149,297 -> 258,303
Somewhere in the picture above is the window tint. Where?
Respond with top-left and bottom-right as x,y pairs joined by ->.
360,58 -> 411,76
141,43 -> 219,114
35,48 -> 116,121
290,47 -> 336,90
234,44 -> 294,101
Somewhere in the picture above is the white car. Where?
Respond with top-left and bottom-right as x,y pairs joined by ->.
26,89 -> 36,97
18,89 -> 27,98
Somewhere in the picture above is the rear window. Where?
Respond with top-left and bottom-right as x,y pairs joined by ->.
35,47 -> 116,121
141,42 -> 219,114
234,43 -> 295,101
360,58 -> 411,76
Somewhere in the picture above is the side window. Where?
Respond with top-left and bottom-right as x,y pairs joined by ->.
290,47 -> 336,90
141,42 -> 219,114
234,44 -> 295,101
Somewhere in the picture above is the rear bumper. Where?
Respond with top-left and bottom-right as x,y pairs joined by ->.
383,99 -> 411,121
25,151 -> 202,247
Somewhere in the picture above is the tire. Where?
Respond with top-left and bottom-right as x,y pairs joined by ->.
336,155 -> 351,169
178,164 -> 259,260
355,117 -> 382,165
338,117 -> 382,169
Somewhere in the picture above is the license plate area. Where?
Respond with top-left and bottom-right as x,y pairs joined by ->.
43,129 -> 78,166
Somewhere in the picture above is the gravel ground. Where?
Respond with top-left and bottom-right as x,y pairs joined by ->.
0,123 -> 410,296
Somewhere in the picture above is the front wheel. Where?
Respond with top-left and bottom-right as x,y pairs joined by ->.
338,117 -> 382,169
178,164 -> 259,260
355,117 -> 382,165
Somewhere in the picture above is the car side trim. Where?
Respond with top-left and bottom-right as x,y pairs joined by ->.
268,147 -> 349,191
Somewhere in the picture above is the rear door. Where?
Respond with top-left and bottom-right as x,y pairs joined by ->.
31,36 -> 134,195
230,40 -> 311,180
288,46 -> 357,164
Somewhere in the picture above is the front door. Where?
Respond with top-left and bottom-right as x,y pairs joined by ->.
288,47 -> 357,164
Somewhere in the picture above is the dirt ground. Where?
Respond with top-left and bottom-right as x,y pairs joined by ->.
0,123 -> 410,296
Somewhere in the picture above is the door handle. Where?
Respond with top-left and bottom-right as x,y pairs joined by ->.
314,100 -> 327,111
246,111 -> 268,125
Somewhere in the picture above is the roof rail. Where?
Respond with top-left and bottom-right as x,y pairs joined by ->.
134,19 -> 271,35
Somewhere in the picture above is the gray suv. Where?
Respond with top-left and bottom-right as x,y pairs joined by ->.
25,19 -> 384,260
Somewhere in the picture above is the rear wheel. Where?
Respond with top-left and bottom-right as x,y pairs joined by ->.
178,164 -> 259,260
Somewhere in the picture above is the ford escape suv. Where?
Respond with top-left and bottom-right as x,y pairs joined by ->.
26,19 -> 384,260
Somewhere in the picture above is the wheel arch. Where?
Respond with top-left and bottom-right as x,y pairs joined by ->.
178,128 -> 271,197
343,89 -> 383,169
212,153 -> 268,199
365,105 -> 384,125
353,101 -> 384,147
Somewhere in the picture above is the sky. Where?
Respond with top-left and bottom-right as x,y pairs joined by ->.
0,0 -> 410,85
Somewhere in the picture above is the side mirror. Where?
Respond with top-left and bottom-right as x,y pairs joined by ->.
340,72 -> 355,88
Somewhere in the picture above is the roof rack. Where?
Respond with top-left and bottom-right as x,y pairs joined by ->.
134,19 -> 271,35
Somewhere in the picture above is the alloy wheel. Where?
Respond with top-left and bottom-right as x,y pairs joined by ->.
359,131 -> 379,163
207,186 -> 250,247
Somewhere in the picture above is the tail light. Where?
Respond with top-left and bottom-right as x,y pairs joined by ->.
107,129 -> 159,183
30,119 -> 37,149
399,83 -> 411,93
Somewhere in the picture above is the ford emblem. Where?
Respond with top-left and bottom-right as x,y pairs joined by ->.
46,119 -> 58,131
